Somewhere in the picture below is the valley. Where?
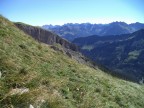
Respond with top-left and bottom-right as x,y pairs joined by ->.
73,30 -> 144,83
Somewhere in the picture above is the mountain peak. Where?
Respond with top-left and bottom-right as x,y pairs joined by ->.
42,22 -> 144,41
110,21 -> 128,26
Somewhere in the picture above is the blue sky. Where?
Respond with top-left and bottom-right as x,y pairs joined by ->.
0,0 -> 144,26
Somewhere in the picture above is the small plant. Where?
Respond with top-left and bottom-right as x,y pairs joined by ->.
61,88 -> 68,96
71,68 -> 76,73
41,79 -> 50,86
26,78 -> 40,88
61,88 -> 69,99
38,44 -> 42,50
40,101 -> 51,108
115,95 -> 125,107
19,44 -> 26,49
139,77 -> 144,84
19,68 -> 28,75
95,88 -> 101,93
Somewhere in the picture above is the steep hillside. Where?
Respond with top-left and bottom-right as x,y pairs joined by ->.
0,16 -> 144,108
73,30 -> 144,82
15,23 -> 78,51
42,22 -> 144,41
14,23 -> 97,69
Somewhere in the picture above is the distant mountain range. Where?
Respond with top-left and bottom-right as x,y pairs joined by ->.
73,29 -> 144,82
42,22 -> 144,41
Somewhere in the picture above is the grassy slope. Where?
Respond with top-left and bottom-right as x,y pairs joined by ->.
0,16 -> 144,108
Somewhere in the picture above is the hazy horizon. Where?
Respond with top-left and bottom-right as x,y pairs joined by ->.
0,0 -> 144,26
42,21 -> 144,26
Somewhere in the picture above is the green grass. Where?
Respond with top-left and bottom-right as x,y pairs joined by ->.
124,50 -> 142,62
82,45 -> 94,51
0,15 -> 144,108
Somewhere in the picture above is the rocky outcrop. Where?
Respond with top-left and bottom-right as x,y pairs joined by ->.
15,23 -> 97,69
15,23 -> 78,51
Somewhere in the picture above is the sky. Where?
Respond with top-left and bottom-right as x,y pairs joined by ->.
0,0 -> 144,26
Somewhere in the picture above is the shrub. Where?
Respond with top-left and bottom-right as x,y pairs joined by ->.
95,88 -> 101,93
19,68 -> 28,75
19,44 -> 26,49
38,44 -> 42,50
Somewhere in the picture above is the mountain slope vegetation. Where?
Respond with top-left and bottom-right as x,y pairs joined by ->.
73,30 -> 144,83
0,16 -> 144,108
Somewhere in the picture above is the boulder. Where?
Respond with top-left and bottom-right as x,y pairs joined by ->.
29,104 -> 34,108
0,71 -> 1,78
9,88 -> 29,95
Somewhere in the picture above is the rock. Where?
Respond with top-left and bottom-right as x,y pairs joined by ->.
0,71 -> 2,78
66,51 -> 72,58
20,88 -> 29,94
29,104 -> 34,108
41,99 -> 45,103
139,77 -> 144,84
76,88 -> 79,91
50,45 -> 63,53
9,88 -> 29,95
